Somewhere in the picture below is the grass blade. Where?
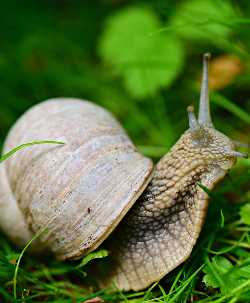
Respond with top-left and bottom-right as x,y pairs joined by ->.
211,93 -> 250,124
0,141 -> 64,163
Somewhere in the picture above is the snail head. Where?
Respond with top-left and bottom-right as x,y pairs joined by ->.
184,53 -> 247,172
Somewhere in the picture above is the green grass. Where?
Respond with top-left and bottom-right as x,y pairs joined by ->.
0,141 -> 64,163
0,0 -> 250,302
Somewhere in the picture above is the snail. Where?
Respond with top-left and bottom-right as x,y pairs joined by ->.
0,54 -> 247,291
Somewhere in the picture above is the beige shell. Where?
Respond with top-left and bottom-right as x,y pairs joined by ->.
0,98 -> 153,260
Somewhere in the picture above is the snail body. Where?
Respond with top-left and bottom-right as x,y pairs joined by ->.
0,54 -> 245,291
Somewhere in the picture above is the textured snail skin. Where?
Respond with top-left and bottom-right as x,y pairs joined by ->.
0,98 -> 153,259
103,128 -> 236,291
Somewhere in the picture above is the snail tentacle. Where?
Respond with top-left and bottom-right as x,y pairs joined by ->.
198,53 -> 213,128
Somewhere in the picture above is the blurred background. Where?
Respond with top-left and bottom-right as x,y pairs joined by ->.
0,0 -> 249,158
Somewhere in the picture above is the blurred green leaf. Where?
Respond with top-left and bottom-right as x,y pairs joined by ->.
138,145 -> 168,158
99,7 -> 184,98
240,204 -> 250,225
170,0 -> 237,43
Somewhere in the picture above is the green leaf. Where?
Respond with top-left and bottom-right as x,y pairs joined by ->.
170,0 -> 237,43
203,256 -> 233,289
240,204 -> 250,225
77,249 -> 108,268
99,7 -> 184,98
203,256 -> 250,298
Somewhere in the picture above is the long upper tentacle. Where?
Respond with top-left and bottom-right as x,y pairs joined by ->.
198,53 -> 213,128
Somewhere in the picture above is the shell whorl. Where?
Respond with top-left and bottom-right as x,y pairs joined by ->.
0,98 -> 153,259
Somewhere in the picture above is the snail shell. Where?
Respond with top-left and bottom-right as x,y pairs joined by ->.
0,98 -> 153,260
